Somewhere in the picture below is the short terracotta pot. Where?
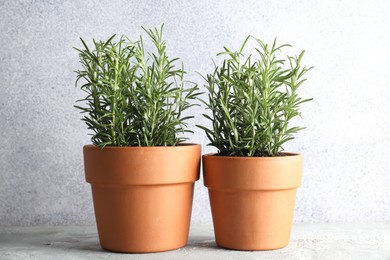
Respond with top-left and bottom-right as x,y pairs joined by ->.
83,143 -> 201,253
203,153 -> 303,250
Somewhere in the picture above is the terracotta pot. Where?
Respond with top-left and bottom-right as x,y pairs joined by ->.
83,143 -> 201,253
203,153 -> 303,250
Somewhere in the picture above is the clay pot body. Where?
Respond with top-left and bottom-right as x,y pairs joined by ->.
203,153 -> 303,250
83,144 -> 201,253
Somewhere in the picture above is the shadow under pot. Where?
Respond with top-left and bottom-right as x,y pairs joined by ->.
83,144 -> 201,253
202,153 -> 303,250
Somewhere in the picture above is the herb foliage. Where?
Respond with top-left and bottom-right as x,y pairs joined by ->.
75,25 -> 199,147
198,36 -> 312,156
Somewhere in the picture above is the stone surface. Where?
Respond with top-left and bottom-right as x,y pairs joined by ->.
1,0 -> 390,226
1,224 -> 390,259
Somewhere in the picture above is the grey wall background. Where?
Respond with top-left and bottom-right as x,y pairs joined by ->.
1,0 -> 390,226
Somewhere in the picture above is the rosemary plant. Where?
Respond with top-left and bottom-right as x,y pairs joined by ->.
198,36 -> 312,157
75,25 -> 199,147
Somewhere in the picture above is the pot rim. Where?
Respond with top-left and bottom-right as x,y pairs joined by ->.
84,142 -> 201,185
202,152 -> 303,190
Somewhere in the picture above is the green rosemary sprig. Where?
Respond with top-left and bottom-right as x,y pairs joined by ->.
198,36 -> 312,156
75,25 -> 200,147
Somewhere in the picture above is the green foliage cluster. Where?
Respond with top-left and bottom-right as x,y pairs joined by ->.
198,36 -> 312,156
75,25 -> 199,147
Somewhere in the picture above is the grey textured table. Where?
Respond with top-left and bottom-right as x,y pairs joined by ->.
1,224 -> 389,259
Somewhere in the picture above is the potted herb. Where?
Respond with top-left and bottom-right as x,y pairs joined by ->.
198,36 -> 312,250
74,25 -> 200,253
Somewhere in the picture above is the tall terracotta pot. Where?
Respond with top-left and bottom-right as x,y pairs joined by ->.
203,153 -> 303,250
83,143 -> 201,253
